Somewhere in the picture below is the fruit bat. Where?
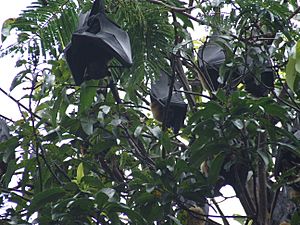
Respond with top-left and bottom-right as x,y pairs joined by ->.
239,47 -> 275,97
197,36 -> 231,92
64,0 -> 133,85
198,35 -> 274,97
150,71 -> 187,134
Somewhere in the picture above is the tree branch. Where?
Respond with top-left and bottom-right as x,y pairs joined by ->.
0,87 -> 51,126
257,133 -> 268,225
148,0 -> 196,12
288,5 -> 300,20
212,199 -> 230,225
147,0 -> 204,24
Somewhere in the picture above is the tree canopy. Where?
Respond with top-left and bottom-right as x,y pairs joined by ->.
1,0 -> 300,224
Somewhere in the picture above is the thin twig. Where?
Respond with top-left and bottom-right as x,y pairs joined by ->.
109,79 -> 156,169
0,114 -> 15,123
28,73 -> 43,192
212,199 -> 230,225
147,0 -> 204,24
175,89 -> 212,100
0,87 -> 51,126
288,5 -> 300,20
148,0 -> 196,12
54,162 -> 72,182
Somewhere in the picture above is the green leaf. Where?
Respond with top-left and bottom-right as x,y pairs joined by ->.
149,126 -> 161,139
277,142 -> 300,158
63,182 -> 79,192
0,136 -> 18,163
257,149 -> 270,167
79,80 -> 98,114
291,211 -> 300,225
10,69 -> 30,91
215,89 -> 227,103
111,118 -> 122,127
233,214 -> 248,224
81,176 -> 102,188
134,192 -> 154,205
232,119 -> 244,130
3,160 -> 17,188
174,159 -> 190,179
80,116 -> 95,135
263,103 -> 287,121
161,132 -> 172,153
27,187 -> 66,215
100,188 -> 116,200
1,18 -> 15,42
168,215 -> 183,225
175,13 -> 194,29
76,162 -> 84,183
106,202 -> 147,225
189,140 -> 227,166
286,47 -> 299,92
68,198 -> 94,213
295,41 -> 300,72
95,191 -> 109,210
134,125 -> 143,137
208,152 -> 225,185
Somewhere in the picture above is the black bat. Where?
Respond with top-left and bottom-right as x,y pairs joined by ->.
198,36 -> 231,92
198,35 -> 274,97
150,71 -> 187,134
64,0 -> 133,85
241,47 -> 275,97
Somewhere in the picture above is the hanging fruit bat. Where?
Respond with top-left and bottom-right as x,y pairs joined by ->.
150,71 -> 187,134
240,47 -> 275,97
198,35 -> 274,97
197,36 -> 232,92
64,0 -> 133,85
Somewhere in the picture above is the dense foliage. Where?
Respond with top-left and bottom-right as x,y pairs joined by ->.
1,0 -> 300,224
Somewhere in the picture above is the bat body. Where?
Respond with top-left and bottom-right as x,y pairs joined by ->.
198,37 -> 233,92
150,72 -> 187,134
198,35 -> 274,97
150,99 -> 164,122
64,0 -> 132,85
241,47 -> 275,97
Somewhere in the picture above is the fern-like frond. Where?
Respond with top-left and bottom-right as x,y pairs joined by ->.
1,0 -> 79,59
109,0 -> 174,89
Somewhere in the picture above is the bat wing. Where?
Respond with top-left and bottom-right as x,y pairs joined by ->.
64,0 -> 132,85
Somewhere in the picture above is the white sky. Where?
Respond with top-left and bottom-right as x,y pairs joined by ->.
0,1 -> 245,224
0,0 -> 32,120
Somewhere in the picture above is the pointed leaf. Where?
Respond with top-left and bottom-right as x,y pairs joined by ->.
1,18 -> 15,42
80,116 -> 95,135
79,80 -> 98,114
95,191 -> 109,210
10,69 -> 30,91
161,132 -> 172,152
295,41 -> 300,72
208,152 -> 225,185
76,162 -> 84,183
27,187 -> 66,215
232,119 -> 244,130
